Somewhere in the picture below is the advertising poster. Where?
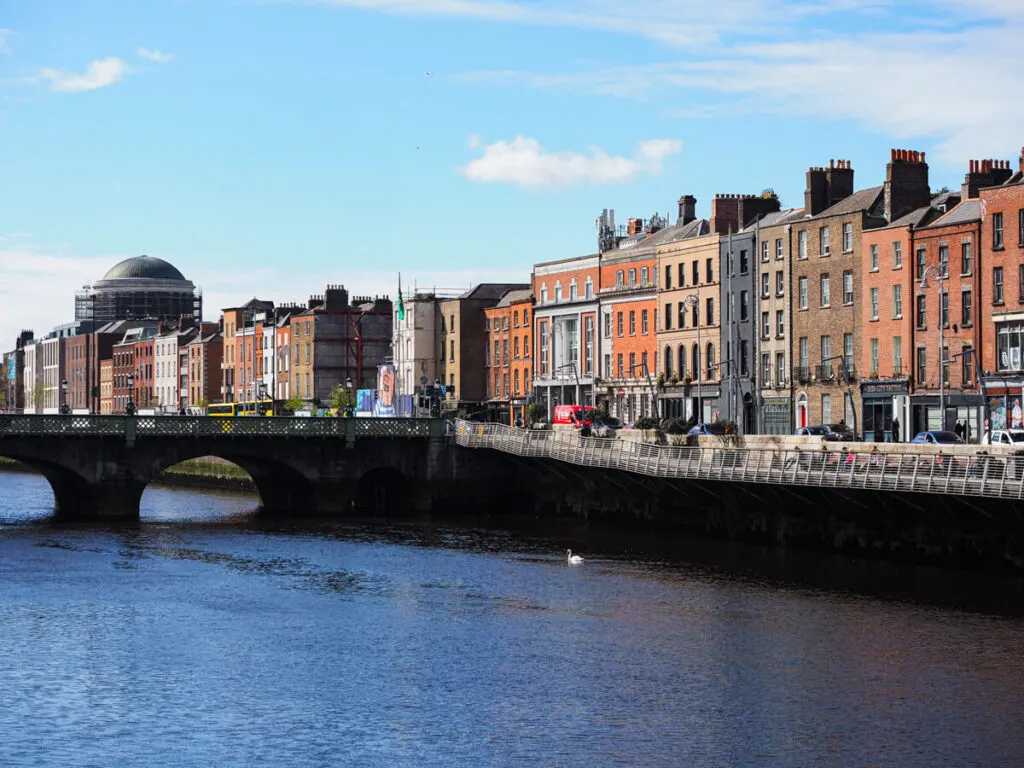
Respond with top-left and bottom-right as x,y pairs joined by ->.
989,396 -> 1007,431
372,365 -> 396,417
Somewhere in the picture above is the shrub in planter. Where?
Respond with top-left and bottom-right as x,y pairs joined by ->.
633,416 -> 660,431
663,418 -> 687,435
526,403 -> 546,424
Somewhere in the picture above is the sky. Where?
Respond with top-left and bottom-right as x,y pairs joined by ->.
1,0 -> 1023,344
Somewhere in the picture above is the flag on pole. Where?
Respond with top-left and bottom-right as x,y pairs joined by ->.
396,273 -> 405,321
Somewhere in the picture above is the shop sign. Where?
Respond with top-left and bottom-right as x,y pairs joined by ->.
861,381 -> 908,397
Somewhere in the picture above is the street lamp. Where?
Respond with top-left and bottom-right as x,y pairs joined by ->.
126,372 -> 135,415
60,378 -> 69,415
920,264 -> 947,431
683,293 -> 702,422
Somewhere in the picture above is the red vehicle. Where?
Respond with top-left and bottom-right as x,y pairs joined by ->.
552,405 -> 597,428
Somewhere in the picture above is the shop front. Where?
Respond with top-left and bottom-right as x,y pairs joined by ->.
655,386 -> 719,423
980,378 -> 1024,439
860,380 -> 908,442
908,393 -> 984,442
760,396 -> 791,435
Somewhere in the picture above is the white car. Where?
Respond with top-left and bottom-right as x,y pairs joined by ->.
982,429 -> 1024,446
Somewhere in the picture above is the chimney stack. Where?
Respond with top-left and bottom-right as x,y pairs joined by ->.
804,159 -> 854,216
884,148 -> 930,222
677,195 -> 697,225
961,157 -> 1014,199
710,193 -> 781,235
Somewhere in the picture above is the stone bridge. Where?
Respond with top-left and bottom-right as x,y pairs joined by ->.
0,415 -> 514,521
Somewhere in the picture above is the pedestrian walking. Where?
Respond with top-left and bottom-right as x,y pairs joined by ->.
891,417 -> 900,443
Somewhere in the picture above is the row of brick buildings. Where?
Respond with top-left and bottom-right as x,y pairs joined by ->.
3,270 -> 392,415
479,147 -> 1024,440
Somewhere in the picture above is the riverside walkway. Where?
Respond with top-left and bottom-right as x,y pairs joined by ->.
453,420 -> 1024,502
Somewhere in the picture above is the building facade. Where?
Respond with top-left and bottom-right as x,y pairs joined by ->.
99,359 -> 113,414
188,331 -> 224,410
483,288 -> 533,424
532,256 -> 600,418
393,291 -> 447,412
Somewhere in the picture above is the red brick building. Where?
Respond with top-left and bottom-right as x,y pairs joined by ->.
484,288 -> 533,424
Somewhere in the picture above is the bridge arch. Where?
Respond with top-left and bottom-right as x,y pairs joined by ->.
0,451 -> 101,521
354,466 -> 411,516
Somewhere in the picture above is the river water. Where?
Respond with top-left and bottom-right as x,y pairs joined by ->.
2,469 -> 1024,767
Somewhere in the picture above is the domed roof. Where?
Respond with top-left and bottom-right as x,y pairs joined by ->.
102,255 -> 187,281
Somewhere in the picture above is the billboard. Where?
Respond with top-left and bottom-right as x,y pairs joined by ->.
6,356 -> 15,381
373,364 -> 396,417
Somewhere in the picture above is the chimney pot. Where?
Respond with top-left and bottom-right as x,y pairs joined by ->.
891,149 -> 896,161
830,159 -> 835,169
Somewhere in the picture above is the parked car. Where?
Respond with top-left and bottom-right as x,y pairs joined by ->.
688,423 -> 716,436
551,404 -> 597,429
911,430 -> 964,445
981,429 -> 1024,446
795,425 -> 830,437
795,424 -> 856,441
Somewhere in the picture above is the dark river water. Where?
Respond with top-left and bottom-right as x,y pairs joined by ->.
3,469 -> 1024,767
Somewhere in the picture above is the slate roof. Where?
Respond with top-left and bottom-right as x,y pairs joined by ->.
459,283 -> 531,301
811,185 -> 884,219
741,208 -> 804,232
494,288 -> 533,308
927,199 -> 982,228
883,206 -> 941,230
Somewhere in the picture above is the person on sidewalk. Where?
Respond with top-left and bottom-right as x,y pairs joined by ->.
891,417 -> 900,443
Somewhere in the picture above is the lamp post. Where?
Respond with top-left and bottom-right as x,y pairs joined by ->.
60,378 -> 69,415
920,264 -> 947,430
345,376 -> 354,417
683,293 -> 701,422
126,372 -> 135,415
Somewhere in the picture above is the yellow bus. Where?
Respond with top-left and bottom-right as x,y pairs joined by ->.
205,400 -> 276,416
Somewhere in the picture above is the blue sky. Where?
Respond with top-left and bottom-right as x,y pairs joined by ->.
1,0 -> 1022,343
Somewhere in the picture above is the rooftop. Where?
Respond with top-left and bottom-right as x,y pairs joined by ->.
102,255 -> 187,282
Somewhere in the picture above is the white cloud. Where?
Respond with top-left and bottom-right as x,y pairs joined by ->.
0,29 -> 11,52
137,47 -> 174,63
459,136 -> 682,189
37,57 -> 128,93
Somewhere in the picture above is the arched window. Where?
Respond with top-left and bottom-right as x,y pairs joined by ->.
678,345 -> 686,379
554,281 -> 563,302
692,345 -> 700,381
540,284 -> 548,304
706,343 -> 715,379
584,276 -> 594,299
664,346 -> 673,378
514,369 -> 520,394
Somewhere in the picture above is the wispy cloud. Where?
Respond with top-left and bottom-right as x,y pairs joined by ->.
137,47 -> 174,63
37,57 -> 128,93
459,135 -> 682,189
0,28 -> 11,53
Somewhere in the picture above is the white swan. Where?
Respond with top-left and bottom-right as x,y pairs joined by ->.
566,549 -> 584,564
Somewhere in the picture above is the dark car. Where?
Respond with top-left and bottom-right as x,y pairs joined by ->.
796,424 -> 855,441
911,430 -> 964,445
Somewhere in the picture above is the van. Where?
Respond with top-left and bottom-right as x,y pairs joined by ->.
552,405 -> 597,428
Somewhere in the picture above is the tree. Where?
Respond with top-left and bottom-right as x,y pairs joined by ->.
32,383 -> 45,412
330,385 -> 357,416
0,388 -> 6,411
283,396 -> 305,415
526,403 -> 546,424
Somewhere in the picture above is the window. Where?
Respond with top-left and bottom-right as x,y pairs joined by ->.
820,226 -> 830,256
843,270 -> 853,305
761,312 -> 770,339
678,263 -> 685,287
585,278 -> 593,299
629,311 -> 636,336
842,223 -> 853,252
739,250 -> 749,275
617,312 -> 623,337
449,340 -> 455,362
868,338 -> 879,377
893,336 -> 902,376
870,287 -> 879,320
821,394 -> 832,424
540,323 -> 549,376
776,270 -> 784,296
539,284 -> 548,304
761,273 -> 770,298
798,230 -> 808,260
739,292 -> 748,322
893,284 -> 903,318
844,333 -> 854,372
1020,209 -> 1024,245
570,279 -> 578,300
941,291 -> 949,328
916,294 -> 926,328
616,270 -> 624,288
820,335 -> 832,366
761,240 -> 769,262
502,339 -> 508,364
997,321 -> 1024,371
1020,264 -> 1024,303
663,346 -> 672,378
554,282 -> 563,302
776,238 -> 783,260
514,370 -> 520,394
692,302 -> 699,328
664,266 -> 672,290
798,337 -> 809,369
641,309 -> 648,335
640,267 -> 649,287
706,258 -> 713,283
566,318 -> 579,369
485,344 -> 491,367
617,354 -> 624,378
692,261 -> 699,285
993,211 -> 1004,249
678,346 -> 686,379
941,345 -> 949,386
938,245 -> 949,277
917,347 -> 927,383
915,247 -> 926,281
604,312 -> 612,338
961,241 -> 972,275
641,351 -> 648,374
678,303 -> 686,329
740,340 -> 749,377
706,343 -> 715,379
776,310 -> 784,338
628,269 -> 636,288
706,297 -> 715,325
893,241 -> 902,269
798,277 -> 808,309
776,352 -> 785,385
963,345 -> 974,386
962,290 -> 973,326
762,353 -> 771,384
820,274 -> 830,307
994,266 -> 1005,304
514,337 -> 520,358
584,316 -> 594,375
662,305 -> 671,331
870,244 -> 879,271
692,345 -> 700,381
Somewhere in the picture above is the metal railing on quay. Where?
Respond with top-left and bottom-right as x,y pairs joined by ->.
452,419 -> 1024,501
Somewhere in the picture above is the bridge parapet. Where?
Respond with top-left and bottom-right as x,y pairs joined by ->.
454,420 -> 1024,501
0,415 -> 435,439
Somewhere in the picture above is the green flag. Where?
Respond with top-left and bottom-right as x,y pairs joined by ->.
396,274 -> 405,321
